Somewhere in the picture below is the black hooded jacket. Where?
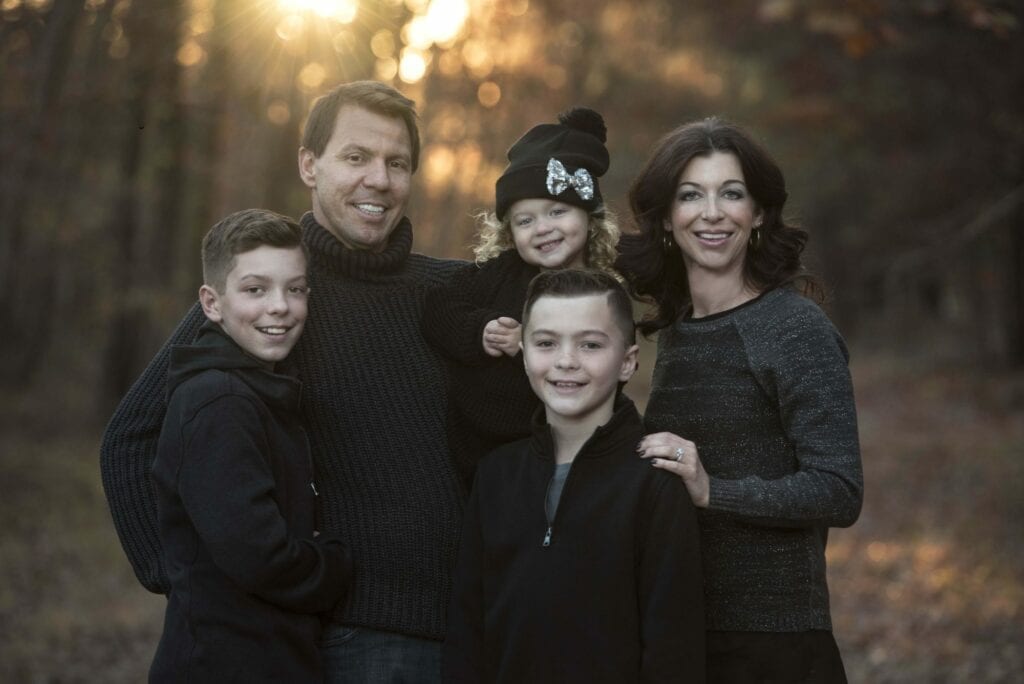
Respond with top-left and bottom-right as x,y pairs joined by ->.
150,321 -> 351,683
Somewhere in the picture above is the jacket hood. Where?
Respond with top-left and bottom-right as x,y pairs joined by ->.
167,320 -> 302,412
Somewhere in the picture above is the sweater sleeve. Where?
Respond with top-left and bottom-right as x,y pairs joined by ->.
441,475 -> 486,682
99,302 -> 205,593
177,393 -> 352,614
710,306 -> 863,529
638,474 -> 706,683
421,261 -> 517,367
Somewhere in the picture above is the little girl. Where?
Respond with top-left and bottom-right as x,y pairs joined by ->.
422,107 -> 620,491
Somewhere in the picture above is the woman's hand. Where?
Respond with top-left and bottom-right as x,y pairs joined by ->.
482,317 -> 522,357
638,432 -> 710,508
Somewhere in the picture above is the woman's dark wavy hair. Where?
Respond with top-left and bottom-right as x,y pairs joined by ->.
618,117 -> 820,335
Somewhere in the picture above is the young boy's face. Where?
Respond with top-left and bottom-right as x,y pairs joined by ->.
522,293 -> 638,428
199,245 -> 309,365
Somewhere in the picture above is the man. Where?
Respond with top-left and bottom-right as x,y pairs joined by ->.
101,81 -> 465,682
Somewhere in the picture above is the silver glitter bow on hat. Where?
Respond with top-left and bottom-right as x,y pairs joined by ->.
546,158 -> 594,201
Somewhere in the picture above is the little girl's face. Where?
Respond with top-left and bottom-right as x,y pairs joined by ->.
507,199 -> 589,270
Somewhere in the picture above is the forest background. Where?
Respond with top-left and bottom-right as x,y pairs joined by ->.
1,0 -> 1022,681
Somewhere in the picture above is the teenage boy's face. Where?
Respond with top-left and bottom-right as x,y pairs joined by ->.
522,293 -> 638,429
200,245 -> 309,366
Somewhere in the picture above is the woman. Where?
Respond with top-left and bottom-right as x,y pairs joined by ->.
618,117 -> 862,683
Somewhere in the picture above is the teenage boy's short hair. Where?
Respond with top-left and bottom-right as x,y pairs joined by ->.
301,80 -> 421,173
522,269 -> 636,346
201,209 -> 305,292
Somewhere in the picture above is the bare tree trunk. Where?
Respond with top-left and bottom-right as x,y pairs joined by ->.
263,61 -> 305,213
1009,211 -> 1024,367
45,0 -> 118,382
141,3 -> 187,355
101,3 -> 180,406
0,1 -> 83,278
0,1 -> 85,385
180,0 -> 233,292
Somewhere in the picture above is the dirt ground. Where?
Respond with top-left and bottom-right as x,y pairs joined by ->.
828,357 -> 1024,682
1,352 -> 1021,682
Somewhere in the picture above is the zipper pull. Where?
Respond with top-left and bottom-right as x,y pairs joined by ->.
310,481 -> 319,496
542,526 -> 552,548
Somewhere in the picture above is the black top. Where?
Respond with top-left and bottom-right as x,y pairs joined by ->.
421,249 -> 541,490
443,396 -> 706,683
101,213 -> 467,640
150,321 -> 351,682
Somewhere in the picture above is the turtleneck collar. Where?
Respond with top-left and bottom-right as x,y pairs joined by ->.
528,393 -> 643,462
301,211 -> 413,281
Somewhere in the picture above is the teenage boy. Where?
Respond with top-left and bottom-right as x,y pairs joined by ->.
443,269 -> 706,683
149,209 -> 351,682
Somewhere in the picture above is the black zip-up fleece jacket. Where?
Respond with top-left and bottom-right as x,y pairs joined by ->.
443,396 -> 706,683
150,322 -> 351,683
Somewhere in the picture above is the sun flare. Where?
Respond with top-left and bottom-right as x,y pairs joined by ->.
278,0 -> 357,23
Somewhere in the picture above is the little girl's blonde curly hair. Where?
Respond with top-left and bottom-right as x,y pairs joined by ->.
471,206 -> 622,277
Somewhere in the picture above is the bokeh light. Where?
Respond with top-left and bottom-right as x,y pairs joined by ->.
423,144 -> 456,193
266,100 -> 291,126
461,39 -> 494,79
297,61 -> 327,91
421,0 -> 469,45
370,30 -> 396,59
401,0 -> 471,51
477,81 -> 501,108
176,40 -> 205,67
402,16 -> 434,50
398,47 -> 429,83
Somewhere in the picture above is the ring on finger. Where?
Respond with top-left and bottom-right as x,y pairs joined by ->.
674,447 -> 684,462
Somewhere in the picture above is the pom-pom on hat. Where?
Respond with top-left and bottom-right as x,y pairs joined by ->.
495,106 -> 610,220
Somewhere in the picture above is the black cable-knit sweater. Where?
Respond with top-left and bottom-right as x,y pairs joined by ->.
420,249 -> 541,491
101,213 -> 466,640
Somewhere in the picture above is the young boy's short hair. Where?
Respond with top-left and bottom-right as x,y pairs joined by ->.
201,209 -> 306,292
522,269 -> 636,346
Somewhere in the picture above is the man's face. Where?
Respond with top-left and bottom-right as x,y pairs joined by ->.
298,105 -> 413,252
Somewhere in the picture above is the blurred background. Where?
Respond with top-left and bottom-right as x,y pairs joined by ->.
1,0 -> 1021,681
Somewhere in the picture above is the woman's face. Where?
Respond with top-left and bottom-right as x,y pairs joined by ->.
664,151 -> 762,285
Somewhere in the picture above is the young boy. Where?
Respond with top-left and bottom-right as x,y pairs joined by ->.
442,269 -> 706,683
149,209 -> 351,683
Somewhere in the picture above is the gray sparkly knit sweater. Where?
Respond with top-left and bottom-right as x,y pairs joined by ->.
100,212 -> 466,640
644,286 -> 862,632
